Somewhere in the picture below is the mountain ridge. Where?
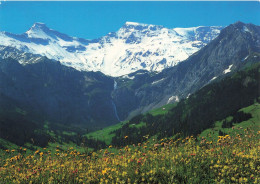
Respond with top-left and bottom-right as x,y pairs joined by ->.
0,56 -> 119,129
0,21 -> 259,149
112,21 -> 260,120
0,21 -> 258,124
0,22 -> 222,76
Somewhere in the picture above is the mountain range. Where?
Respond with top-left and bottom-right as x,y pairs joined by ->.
0,22 -> 222,76
112,21 -> 260,119
0,21 -> 259,135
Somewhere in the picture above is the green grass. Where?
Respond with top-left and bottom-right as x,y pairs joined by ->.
62,131 -> 77,136
200,102 -> 260,142
43,121 -> 49,129
43,121 -> 56,137
148,103 -> 177,116
0,115 -> 98,153
84,102 -> 178,145
22,141 -> 93,154
2,100 -> 259,155
0,138 -> 20,150
47,142 -> 93,153
85,121 -> 127,145
85,121 -> 147,145
129,122 -> 146,128
2,122 -> 259,183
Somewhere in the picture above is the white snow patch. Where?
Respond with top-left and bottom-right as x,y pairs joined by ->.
152,78 -> 165,85
167,95 -> 179,104
174,27 -> 197,37
242,26 -> 251,33
125,22 -> 142,26
122,75 -> 135,80
242,55 -> 249,61
223,64 -> 233,74
210,76 -> 217,81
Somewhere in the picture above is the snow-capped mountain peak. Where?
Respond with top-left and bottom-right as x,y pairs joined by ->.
125,21 -> 142,26
29,22 -> 49,31
25,22 -> 74,43
122,21 -> 164,30
26,22 -> 51,39
0,22 -> 223,76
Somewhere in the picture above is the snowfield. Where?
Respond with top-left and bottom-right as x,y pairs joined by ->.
0,22 -> 223,76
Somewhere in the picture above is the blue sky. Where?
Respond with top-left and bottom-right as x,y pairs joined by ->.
0,1 -> 259,39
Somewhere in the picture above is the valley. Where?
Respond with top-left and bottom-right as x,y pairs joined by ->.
0,21 -> 259,150
1,101 -> 259,183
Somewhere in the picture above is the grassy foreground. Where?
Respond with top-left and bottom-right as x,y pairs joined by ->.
1,127 -> 259,183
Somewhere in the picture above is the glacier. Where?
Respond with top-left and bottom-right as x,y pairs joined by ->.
0,22 -> 223,77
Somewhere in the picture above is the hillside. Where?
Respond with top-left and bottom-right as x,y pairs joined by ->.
84,103 -> 176,145
0,57 -> 116,150
1,78 -> 259,182
0,57 -> 119,128
0,22 -> 258,124
112,21 -> 260,120
110,62 -> 260,146
1,111 -> 259,183
0,60 -> 259,151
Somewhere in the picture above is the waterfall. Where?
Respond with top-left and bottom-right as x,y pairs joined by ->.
114,80 -> 117,90
111,80 -> 120,121
111,100 -> 120,121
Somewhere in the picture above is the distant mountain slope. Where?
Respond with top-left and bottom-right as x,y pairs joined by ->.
0,45 -> 44,64
0,22 -> 222,76
110,62 -> 260,146
113,21 -> 260,120
0,22 -> 259,150
0,57 -> 118,129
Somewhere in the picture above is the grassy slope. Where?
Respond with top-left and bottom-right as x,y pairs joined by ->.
0,119 -> 93,153
85,99 -> 259,146
84,103 -> 176,145
2,64 -> 259,151
0,102 -> 185,150
200,102 -> 260,141
85,122 -> 128,145
1,101 -> 258,151
0,138 -> 20,150
148,103 -> 177,116
1,118 -> 259,183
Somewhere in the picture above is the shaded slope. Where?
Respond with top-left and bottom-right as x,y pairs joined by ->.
111,62 -> 260,146
0,57 -> 117,129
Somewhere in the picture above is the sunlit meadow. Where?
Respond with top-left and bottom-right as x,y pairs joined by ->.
1,128 -> 259,184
